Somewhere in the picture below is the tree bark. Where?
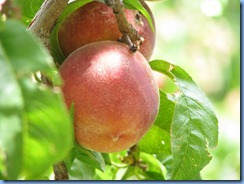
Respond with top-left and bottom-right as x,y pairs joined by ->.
28,0 -> 69,52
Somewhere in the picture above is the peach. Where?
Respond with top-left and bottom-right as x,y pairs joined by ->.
59,41 -> 159,153
57,0 -> 155,60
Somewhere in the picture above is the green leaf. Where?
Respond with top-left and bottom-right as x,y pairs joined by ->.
76,145 -> 106,172
20,78 -> 73,179
150,60 -> 218,180
68,158 -> 96,180
123,0 -> 154,32
0,20 -> 73,179
0,20 -> 60,84
160,155 -> 173,179
140,152 -> 166,180
14,0 -> 44,25
50,0 -> 93,65
154,90 -> 176,133
50,22 -> 66,65
0,150 -> 4,178
64,147 -> 78,172
95,165 -> 118,180
65,143 -> 106,180
191,172 -> 202,180
143,171 -> 165,180
0,42 -> 23,179
138,125 -> 171,158
138,90 -> 174,158
101,153 -> 112,165
121,166 -> 136,180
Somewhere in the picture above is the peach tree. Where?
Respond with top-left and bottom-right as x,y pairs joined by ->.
0,0 -> 218,180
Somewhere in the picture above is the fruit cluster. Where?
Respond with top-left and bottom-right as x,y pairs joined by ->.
53,0 -> 159,153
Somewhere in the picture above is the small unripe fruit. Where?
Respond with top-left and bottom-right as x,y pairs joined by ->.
59,41 -> 159,153
57,1 -> 155,60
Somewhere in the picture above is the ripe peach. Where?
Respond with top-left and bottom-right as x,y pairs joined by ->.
59,41 -> 159,153
57,0 -> 155,60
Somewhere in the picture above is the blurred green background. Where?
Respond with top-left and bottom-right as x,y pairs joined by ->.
147,0 -> 240,180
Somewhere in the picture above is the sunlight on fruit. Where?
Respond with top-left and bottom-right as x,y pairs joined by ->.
147,0 -> 240,180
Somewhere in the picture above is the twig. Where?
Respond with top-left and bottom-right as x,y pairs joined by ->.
120,144 -> 147,171
104,0 -> 144,52
53,162 -> 69,180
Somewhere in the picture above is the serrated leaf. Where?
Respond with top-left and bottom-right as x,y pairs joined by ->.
50,0 -> 93,65
0,20 -> 73,179
123,0 -> 154,32
170,96 -> 213,180
150,60 -> 218,180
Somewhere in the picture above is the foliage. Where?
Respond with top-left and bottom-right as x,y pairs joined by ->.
0,0 -> 219,180
149,0 -> 240,179
0,20 -> 73,179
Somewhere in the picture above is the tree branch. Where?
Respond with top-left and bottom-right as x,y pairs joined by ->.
104,0 -> 144,52
28,0 -> 69,52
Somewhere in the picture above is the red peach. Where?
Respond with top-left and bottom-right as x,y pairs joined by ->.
58,0 -> 155,60
59,41 -> 159,153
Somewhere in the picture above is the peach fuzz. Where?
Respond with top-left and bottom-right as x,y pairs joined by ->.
59,41 -> 159,153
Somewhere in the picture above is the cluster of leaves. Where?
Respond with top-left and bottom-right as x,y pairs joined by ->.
0,0 -> 218,180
